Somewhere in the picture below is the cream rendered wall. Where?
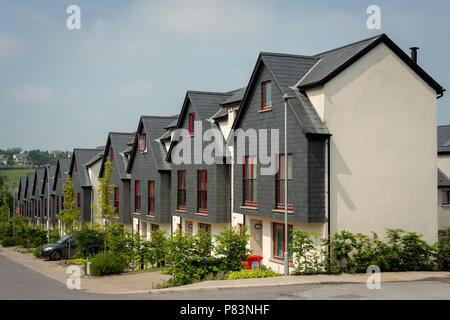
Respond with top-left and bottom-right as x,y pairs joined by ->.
438,155 -> 450,177
88,160 -> 102,225
437,189 -> 450,231
307,42 -> 438,243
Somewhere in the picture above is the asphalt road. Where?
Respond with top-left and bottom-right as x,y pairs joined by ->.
0,254 -> 449,300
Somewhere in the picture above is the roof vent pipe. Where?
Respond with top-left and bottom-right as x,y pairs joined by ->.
410,47 -> 419,63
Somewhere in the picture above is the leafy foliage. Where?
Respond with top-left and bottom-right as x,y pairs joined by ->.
227,268 -> 281,279
214,225 -> 251,271
289,230 -> 326,275
89,252 -> 129,276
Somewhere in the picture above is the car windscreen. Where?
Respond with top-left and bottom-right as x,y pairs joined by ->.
56,235 -> 70,244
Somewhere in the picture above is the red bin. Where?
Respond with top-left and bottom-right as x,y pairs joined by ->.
244,255 -> 263,269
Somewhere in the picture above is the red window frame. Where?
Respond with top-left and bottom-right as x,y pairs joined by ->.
77,193 -> 81,208
110,147 -> 114,163
177,170 -> 186,210
138,133 -> 147,152
189,113 -> 195,136
261,80 -> 272,110
272,222 -> 293,261
197,170 -> 207,213
114,187 -> 119,216
148,181 -> 154,216
135,180 -> 141,213
75,162 -> 78,174
276,153 -> 293,210
243,156 -> 257,207
199,223 -> 211,233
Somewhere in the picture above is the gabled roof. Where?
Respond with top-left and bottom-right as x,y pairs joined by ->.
53,158 -> 71,190
438,125 -> 450,154
158,130 -> 172,142
127,115 -> 178,172
232,52 -> 330,137
220,87 -> 246,107
165,90 -> 234,162
26,172 -> 35,198
70,149 -> 102,188
18,177 -> 27,201
164,117 -> 179,129
41,165 -> 56,195
211,107 -> 229,121
297,33 -> 444,96
438,168 -> 450,188
99,132 -> 135,179
33,168 -> 45,196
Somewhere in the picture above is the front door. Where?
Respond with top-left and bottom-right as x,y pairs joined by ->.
250,219 -> 263,256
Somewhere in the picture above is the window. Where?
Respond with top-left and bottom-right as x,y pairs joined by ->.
148,181 -> 154,215
197,171 -> 207,213
276,154 -> 293,210
62,197 -> 64,210
114,188 -> 119,216
177,170 -> 186,210
243,156 -> 257,207
77,193 -> 81,208
138,133 -> 147,152
261,81 -> 272,110
272,222 -> 293,261
189,113 -> 195,135
75,162 -> 78,174
110,147 -> 114,163
56,196 -> 60,214
135,181 -> 141,213
443,191 -> 450,205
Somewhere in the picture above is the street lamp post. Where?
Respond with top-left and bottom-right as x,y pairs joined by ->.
12,182 -> 15,238
47,165 -> 50,243
282,93 -> 297,276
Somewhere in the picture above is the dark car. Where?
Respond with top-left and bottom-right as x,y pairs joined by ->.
40,233 -> 102,261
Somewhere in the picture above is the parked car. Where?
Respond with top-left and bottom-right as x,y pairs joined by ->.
40,233 -> 102,261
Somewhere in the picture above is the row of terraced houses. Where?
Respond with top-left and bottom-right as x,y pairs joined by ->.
15,34 -> 447,272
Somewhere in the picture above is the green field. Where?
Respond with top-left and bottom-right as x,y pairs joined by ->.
0,168 -> 35,187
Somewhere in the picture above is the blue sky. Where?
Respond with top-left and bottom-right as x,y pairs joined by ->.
1,0 -> 449,150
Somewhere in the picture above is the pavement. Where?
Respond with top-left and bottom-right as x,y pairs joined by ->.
1,245 -> 449,295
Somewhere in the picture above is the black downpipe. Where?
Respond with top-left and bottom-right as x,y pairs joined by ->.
327,138 -> 331,269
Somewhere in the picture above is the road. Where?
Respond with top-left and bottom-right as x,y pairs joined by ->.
0,254 -> 449,300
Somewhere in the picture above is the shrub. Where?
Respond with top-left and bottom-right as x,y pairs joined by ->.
328,231 -> 358,273
227,268 -> 281,280
148,229 -> 168,267
214,225 -> 251,272
34,244 -> 45,258
1,237 -> 16,247
290,230 -> 326,275
434,228 -> 450,271
74,224 -> 103,258
89,252 -> 129,276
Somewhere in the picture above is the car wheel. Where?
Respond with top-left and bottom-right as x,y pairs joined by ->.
51,250 -> 62,261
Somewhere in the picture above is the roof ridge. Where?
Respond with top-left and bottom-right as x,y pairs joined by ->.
260,52 -> 318,59
187,90 -> 233,96
141,115 -> 179,119
314,33 -> 384,56
109,131 -> 135,135
438,124 -> 450,128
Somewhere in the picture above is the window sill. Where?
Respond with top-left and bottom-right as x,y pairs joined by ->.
176,209 -> 187,213
240,205 -> 258,210
442,204 -> 450,207
195,212 -> 208,216
272,209 -> 294,214
259,107 -> 272,113
269,258 -> 294,265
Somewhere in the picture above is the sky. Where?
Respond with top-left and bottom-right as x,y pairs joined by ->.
0,0 -> 449,151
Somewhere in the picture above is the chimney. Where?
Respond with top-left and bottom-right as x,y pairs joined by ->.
410,47 -> 419,63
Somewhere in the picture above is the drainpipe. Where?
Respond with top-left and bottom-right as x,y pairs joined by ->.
327,137 -> 331,267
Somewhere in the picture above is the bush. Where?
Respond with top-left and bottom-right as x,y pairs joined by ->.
434,228 -> 450,271
1,237 -> 16,247
74,224 -> 103,258
290,230 -> 326,275
89,252 -> 129,276
148,229 -> 167,267
227,268 -> 281,280
34,244 -> 44,258
214,225 -> 251,272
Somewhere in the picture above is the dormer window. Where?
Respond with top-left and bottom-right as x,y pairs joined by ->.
261,81 -> 272,110
189,113 -> 195,136
110,147 -> 114,163
75,162 -> 78,174
138,133 -> 146,152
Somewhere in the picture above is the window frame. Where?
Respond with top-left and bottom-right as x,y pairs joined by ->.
272,222 -> 293,261
197,170 -> 207,213
243,156 -> 257,207
114,187 -> 119,216
189,113 -> 195,136
147,181 -> 155,216
110,147 -> 114,164
443,190 -> 450,205
77,193 -> 81,208
276,153 -> 293,210
135,180 -> 141,213
261,80 -> 272,110
137,133 -> 147,152
177,170 -> 186,210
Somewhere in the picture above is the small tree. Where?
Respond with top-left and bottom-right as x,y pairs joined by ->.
57,176 -> 80,259
214,225 -> 250,271
91,158 -> 115,257
0,196 -> 9,223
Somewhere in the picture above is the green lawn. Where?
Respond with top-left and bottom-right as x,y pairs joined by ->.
0,168 -> 35,187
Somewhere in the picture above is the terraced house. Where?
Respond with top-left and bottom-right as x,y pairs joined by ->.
127,116 -> 178,237
42,165 -> 56,228
33,167 -> 46,225
53,157 -> 71,225
165,91 -> 239,236
18,177 -> 27,217
99,132 -> 135,229
230,33 -> 444,272
69,149 -> 104,224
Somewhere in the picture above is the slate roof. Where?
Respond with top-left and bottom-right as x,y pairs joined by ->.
220,87 -> 246,106
158,130 -> 172,141
211,107 -> 229,121
187,91 -> 232,120
164,118 -> 179,129
99,132 -> 135,179
42,165 -> 56,195
34,167 -> 45,196
71,149 -> 104,187
438,125 -> 450,154
18,177 -> 27,201
85,152 -> 103,168
26,173 -> 35,198
53,158 -> 71,190
438,168 -> 450,188
127,115 -> 179,172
